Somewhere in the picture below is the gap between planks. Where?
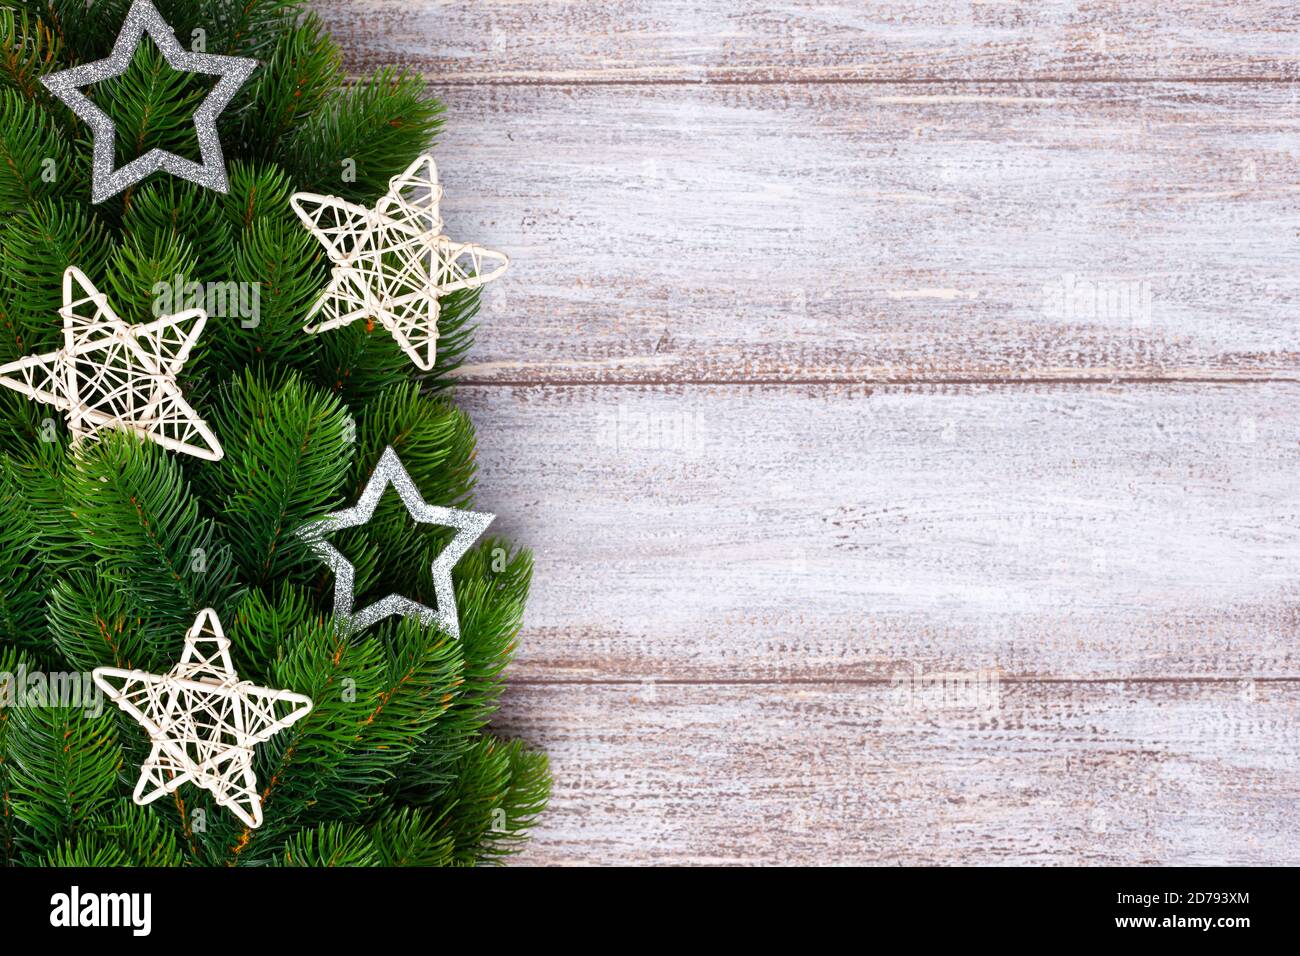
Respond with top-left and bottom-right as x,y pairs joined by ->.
354,76 -> 1300,87
507,677 -> 1300,685
455,376 -> 1300,388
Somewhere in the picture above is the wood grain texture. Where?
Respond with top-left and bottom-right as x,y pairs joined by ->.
315,1 -> 1300,83
463,382 -> 1300,682
307,0 -> 1300,864
430,82 -> 1300,385
494,680 -> 1300,865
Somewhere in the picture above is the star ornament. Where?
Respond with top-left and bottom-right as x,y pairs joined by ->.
291,154 -> 510,371
39,0 -> 256,203
92,609 -> 314,829
0,267 -> 223,460
298,446 -> 493,638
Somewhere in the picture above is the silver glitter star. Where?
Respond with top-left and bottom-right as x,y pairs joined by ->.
39,0 -> 256,203
298,446 -> 494,638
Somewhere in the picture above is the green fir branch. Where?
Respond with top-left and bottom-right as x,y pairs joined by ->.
6,698 -> 121,845
0,0 -> 549,867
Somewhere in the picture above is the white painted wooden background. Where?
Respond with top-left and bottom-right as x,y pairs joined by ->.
315,1 -> 1300,864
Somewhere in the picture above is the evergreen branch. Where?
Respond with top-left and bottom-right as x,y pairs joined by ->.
341,386 -> 479,603
63,433 -> 240,670
445,540 -> 532,723
212,613 -> 391,863
103,227 -> 196,324
345,617 -> 462,770
122,175 -> 236,276
203,370 -> 351,587
0,0 -> 548,866
1,441 -> 84,574
0,645 -> 23,864
238,13 -> 341,164
0,87 -> 78,212
0,197 -> 110,356
0,455 -> 51,661
0,6 -> 62,97
415,287 -> 479,392
420,736 -> 550,866
485,742 -> 550,861
46,572 -> 144,671
6,698 -> 121,844
276,821 -> 380,867
42,799 -> 185,865
368,806 -> 454,867
96,39 -> 211,204
222,207 -> 325,368
153,0 -> 302,61
353,382 -> 478,509
224,159 -> 296,231
226,615 -> 462,861
289,68 -> 443,203
390,543 -> 533,801
7,1 -> 133,65
311,319 -> 418,406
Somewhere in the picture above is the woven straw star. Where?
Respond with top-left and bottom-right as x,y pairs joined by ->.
93,609 -> 314,829
291,154 -> 509,371
0,267 -> 223,461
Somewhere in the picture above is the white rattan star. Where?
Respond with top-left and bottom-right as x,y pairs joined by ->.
0,267 -> 223,461
290,154 -> 510,371
93,609 -> 314,829
39,0 -> 256,203
297,446 -> 493,637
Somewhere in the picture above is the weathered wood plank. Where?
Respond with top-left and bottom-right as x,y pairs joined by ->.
428,82 -> 1300,385
315,1 -> 1300,84
494,679 -> 1300,864
462,382 -> 1300,681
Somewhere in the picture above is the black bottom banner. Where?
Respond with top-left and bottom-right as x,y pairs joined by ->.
0,865 -> 1284,943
